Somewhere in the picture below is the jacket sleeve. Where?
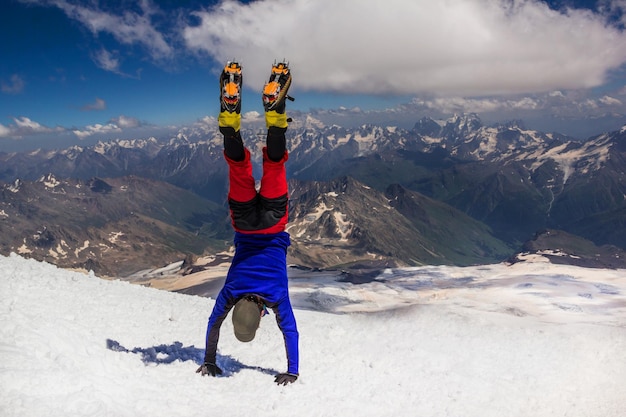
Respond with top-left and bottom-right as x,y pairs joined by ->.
204,290 -> 235,364
272,297 -> 299,375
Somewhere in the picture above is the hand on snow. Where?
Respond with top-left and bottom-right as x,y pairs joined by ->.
196,362 -> 223,377
274,372 -> 298,385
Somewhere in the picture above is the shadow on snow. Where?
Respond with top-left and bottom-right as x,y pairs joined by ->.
106,339 -> 277,377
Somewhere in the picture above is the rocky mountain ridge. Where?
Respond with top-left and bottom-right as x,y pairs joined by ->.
1,114 -> 625,274
0,174 -> 230,276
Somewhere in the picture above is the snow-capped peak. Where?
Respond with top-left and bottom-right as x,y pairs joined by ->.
6,178 -> 21,193
37,173 -> 61,188
303,114 -> 326,129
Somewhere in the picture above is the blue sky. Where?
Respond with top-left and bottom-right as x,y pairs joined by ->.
1,0 -> 626,151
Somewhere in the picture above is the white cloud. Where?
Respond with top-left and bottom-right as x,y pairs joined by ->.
71,115 -> 142,139
196,115 -> 216,126
598,95 -> 623,106
93,49 -> 121,73
411,96 -> 542,114
599,0 -> 626,25
18,0 -> 172,75
183,0 -> 626,96
14,117 -> 42,131
73,123 -> 122,139
549,91 -> 566,98
0,113 -> 144,141
243,111 -> 261,121
407,90 -> 626,121
0,124 -> 11,137
0,117 -> 66,140
111,115 -> 140,128
1,74 -> 25,94
81,97 -> 107,111
13,117 -> 62,134
49,0 -> 172,60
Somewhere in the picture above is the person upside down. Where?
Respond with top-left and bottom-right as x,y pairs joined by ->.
196,61 -> 299,386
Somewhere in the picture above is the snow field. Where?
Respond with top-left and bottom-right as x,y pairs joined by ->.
1,253 -> 625,417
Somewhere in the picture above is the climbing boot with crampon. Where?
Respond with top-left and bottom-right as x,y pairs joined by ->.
219,61 -> 242,131
263,61 -> 292,129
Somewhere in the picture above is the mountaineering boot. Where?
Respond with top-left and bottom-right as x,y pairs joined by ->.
262,61 -> 292,129
219,61 -> 242,132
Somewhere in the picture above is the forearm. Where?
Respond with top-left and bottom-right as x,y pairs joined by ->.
204,291 -> 234,363
204,325 -> 221,364
273,298 -> 299,375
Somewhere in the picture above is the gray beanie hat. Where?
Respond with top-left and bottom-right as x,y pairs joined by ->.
232,298 -> 261,342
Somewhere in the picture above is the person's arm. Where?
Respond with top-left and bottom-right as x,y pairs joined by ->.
197,291 -> 234,376
272,297 -> 299,378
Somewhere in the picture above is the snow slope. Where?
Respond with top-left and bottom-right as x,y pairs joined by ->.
1,253 -> 625,417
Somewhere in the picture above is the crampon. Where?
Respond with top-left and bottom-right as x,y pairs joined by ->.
220,61 -> 242,113
262,61 -> 293,112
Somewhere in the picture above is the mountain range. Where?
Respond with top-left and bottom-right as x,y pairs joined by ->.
1,113 -> 625,275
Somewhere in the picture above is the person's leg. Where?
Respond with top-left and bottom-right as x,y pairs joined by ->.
260,61 -> 291,199
220,126 -> 245,162
220,92 -> 256,203
225,142 -> 256,204
218,61 -> 258,224
256,128 -> 288,233
254,62 -> 291,233
221,126 -> 257,231
265,125 -> 286,162
260,126 -> 288,199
